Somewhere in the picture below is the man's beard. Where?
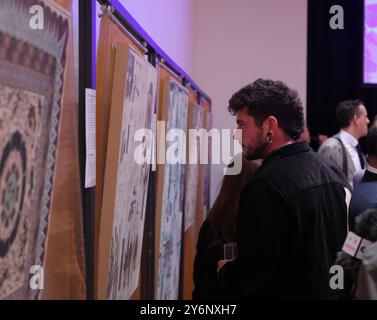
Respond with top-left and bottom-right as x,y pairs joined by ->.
243,140 -> 268,161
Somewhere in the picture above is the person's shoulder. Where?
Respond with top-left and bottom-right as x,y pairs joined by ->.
318,134 -> 342,150
241,173 -> 285,201
351,178 -> 377,211
355,178 -> 377,192
349,183 -> 376,211
353,169 -> 365,188
312,150 -> 351,187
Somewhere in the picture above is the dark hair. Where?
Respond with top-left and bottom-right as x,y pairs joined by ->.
336,100 -> 364,129
206,157 -> 260,248
228,79 -> 304,139
367,125 -> 377,158
355,208 -> 377,243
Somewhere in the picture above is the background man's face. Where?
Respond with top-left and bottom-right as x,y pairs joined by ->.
235,107 -> 267,160
355,104 -> 370,137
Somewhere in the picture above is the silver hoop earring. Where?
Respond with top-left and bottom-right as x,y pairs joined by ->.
266,132 -> 272,144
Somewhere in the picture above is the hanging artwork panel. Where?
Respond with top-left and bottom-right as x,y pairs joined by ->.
184,104 -> 205,231
0,0 -> 69,299
156,78 -> 189,300
98,43 -> 157,300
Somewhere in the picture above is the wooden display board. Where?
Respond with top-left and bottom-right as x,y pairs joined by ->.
97,43 -> 157,300
200,99 -> 212,218
154,74 -> 189,300
95,12 -> 146,299
95,9 -> 212,302
181,98 -> 212,300
41,0 -> 86,300
182,99 -> 206,300
153,67 -> 212,300
0,0 -> 85,300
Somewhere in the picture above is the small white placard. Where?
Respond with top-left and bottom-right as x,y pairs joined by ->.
342,232 -> 362,256
151,112 -> 157,172
355,238 -> 373,260
85,88 -> 96,188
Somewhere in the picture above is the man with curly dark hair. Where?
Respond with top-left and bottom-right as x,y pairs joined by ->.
217,79 -> 350,299
227,79 -> 304,160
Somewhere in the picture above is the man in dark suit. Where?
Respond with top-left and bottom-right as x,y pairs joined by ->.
349,126 -> 377,231
217,79 -> 349,299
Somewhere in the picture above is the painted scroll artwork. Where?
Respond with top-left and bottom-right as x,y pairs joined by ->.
106,47 -> 157,300
157,80 -> 189,300
184,104 -> 205,231
0,0 -> 69,299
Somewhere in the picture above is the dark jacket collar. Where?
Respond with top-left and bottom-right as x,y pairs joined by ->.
362,170 -> 377,183
262,141 -> 311,167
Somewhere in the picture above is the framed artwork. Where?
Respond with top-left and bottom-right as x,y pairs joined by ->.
98,44 -> 157,300
94,10 -> 148,299
155,78 -> 189,300
184,103 -> 205,231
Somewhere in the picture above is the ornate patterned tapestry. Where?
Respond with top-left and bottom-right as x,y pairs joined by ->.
0,0 -> 69,299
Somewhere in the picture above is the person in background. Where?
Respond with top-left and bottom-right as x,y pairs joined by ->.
192,155 -> 260,300
299,125 -> 328,151
318,100 -> 370,186
335,208 -> 377,299
310,133 -> 328,152
299,125 -> 311,143
349,126 -> 377,231
218,79 -> 349,299
301,127 -> 350,188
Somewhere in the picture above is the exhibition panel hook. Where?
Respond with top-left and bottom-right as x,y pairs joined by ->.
98,5 -> 148,54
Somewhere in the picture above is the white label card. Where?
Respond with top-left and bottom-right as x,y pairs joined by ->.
85,88 -> 96,188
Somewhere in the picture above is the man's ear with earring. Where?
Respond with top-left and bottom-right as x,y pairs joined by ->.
266,132 -> 273,144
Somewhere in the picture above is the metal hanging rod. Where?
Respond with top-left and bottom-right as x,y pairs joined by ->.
199,95 -> 212,107
97,0 -> 212,105
157,57 -> 183,82
182,77 -> 195,92
99,5 -> 148,55
157,60 -> 199,96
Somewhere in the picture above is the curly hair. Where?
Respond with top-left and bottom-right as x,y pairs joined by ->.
228,79 -> 304,139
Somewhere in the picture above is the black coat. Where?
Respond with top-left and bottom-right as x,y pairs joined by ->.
192,219 -> 225,300
219,142 -> 348,299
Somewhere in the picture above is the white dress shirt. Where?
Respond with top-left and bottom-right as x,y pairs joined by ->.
367,164 -> 377,175
339,130 -> 363,172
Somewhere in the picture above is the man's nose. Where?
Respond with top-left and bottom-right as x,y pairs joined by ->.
233,129 -> 242,141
